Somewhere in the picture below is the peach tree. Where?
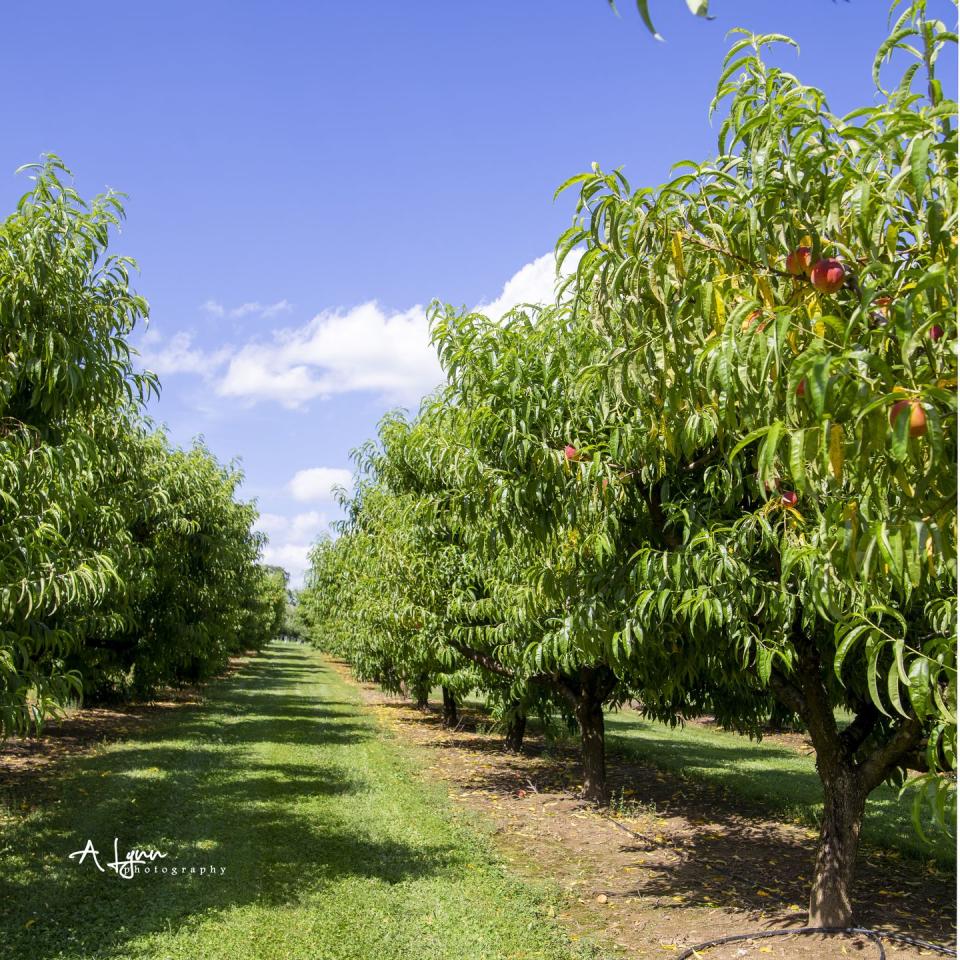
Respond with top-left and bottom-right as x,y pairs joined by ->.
0,158 -> 282,731
0,158 -> 155,733
300,0 -> 954,926
301,405 -> 561,736
67,427 -> 275,698
554,1 -> 956,925
425,301 -> 773,801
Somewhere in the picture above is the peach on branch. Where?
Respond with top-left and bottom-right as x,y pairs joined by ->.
889,399 -> 927,438
563,444 -> 580,461
810,258 -> 845,294
781,491 -> 798,507
785,246 -> 812,276
930,325 -> 944,341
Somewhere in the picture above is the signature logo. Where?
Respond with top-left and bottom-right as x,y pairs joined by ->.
69,837 -> 227,879
69,838 -> 168,879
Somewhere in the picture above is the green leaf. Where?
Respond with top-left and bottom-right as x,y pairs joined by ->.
909,135 -> 931,200
634,0 -> 663,40
756,644 -> 773,683
887,659 -> 908,718
834,622 -> 871,680
907,658 -> 933,719
866,635 -> 892,718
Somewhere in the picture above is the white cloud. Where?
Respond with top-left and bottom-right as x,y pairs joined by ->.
255,510 -> 330,586
229,299 -> 293,320
137,330 -> 231,378
260,299 -> 293,320
214,252 -> 580,409
474,250 -> 580,321
156,253 -> 581,408
261,542 -> 314,584
290,510 -> 327,539
288,467 -> 352,503
217,302 -> 443,408
201,298 -> 293,321
254,512 -> 291,537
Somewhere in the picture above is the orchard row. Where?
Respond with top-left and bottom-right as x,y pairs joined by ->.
299,7 -> 957,930
1,158 -> 285,735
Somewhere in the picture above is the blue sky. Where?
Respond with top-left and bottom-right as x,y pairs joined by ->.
4,1 -> 955,583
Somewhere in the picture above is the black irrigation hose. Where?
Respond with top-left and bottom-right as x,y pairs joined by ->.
675,926 -> 958,960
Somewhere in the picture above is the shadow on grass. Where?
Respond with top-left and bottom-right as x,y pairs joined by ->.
0,645 -> 455,960
602,712 -> 957,871
383,699 -> 955,946
594,791 -> 955,944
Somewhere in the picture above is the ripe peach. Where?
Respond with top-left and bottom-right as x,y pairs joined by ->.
786,247 -> 812,276
781,491 -> 798,507
795,380 -> 806,398
889,399 -> 927,438
564,444 -> 579,461
930,325 -> 944,341
810,258 -> 845,294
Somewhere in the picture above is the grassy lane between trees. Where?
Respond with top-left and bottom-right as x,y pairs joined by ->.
0,642 -> 588,960
449,695 -> 954,867
602,712 -> 955,867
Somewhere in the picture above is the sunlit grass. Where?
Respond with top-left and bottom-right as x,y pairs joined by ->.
0,643 -> 589,960
603,709 -> 955,867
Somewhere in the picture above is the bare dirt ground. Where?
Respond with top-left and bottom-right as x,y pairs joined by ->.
334,662 -> 956,960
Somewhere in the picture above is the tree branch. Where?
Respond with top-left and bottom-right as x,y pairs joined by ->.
771,632 -> 849,781
543,673 -> 580,709
448,639 -> 515,679
858,714 -> 925,794
680,232 -> 795,279
646,485 -> 681,549
839,701 -> 880,756
770,667 -> 805,717
448,638 -> 579,708
683,447 -> 719,474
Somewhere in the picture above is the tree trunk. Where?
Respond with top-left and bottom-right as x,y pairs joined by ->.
441,686 -> 458,727
504,711 -> 526,752
808,764 -> 866,927
414,674 -> 430,711
771,630 -> 925,930
575,692 -> 608,804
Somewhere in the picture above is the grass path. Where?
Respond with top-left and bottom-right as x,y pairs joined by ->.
0,643 -> 584,960
454,692 -> 953,866
603,711 -> 955,865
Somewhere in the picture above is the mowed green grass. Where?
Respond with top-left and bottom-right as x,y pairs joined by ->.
453,685 -> 953,868
602,710 -> 956,867
0,643 -> 587,960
